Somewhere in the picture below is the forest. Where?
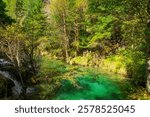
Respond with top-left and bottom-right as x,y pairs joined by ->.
0,0 -> 150,100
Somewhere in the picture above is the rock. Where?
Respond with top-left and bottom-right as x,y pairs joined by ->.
26,87 -> 37,94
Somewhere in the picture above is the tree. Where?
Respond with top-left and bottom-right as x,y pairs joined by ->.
49,0 -> 70,63
0,24 -> 25,85
146,0 -> 150,93
0,0 -> 12,26
70,0 -> 88,55
23,0 -> 47,74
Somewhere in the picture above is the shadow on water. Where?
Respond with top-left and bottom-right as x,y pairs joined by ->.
55,74 -> 126,100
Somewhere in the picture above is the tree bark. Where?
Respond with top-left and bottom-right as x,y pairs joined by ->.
74,19 -> 79,54
62,11 -> 69,63
146,0 -> 150,93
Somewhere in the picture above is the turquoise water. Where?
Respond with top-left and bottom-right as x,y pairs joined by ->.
55,74 -> 125,100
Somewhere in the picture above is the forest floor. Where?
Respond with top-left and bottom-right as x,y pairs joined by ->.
32,57 -> 150,100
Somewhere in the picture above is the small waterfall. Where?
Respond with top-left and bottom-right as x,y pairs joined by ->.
0,58 -> 37,97
0,71 -> 23,96
0,59 -> 12,66
0,59 -> 22,96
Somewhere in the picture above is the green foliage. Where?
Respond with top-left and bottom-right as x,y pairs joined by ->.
21,0 -> 47,74
127,87 -> 150,100
88,15 -> 116,45
35,57 -> 69,99
100,55 -> 127,75
38,83 -> 58,99
0,0 -> 13,25
0,23 -> 25,67
122,49 -> 147,85
0,0 -> 149,100
69,56 -> 89,66
38,57 -> 67,77
3,0 -> 17,18
99,48 -> 147,85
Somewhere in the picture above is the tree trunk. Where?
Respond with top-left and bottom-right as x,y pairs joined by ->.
146,0 -> 150,93
74,19 -> 79,55
62,11 -> 69,63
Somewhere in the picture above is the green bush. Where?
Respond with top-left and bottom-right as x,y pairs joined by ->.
98,48 -> 147,86
38,57 -> 67,77
123,50 -> 147,85
69,56 -> 89,66
100,55 -> 127,75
